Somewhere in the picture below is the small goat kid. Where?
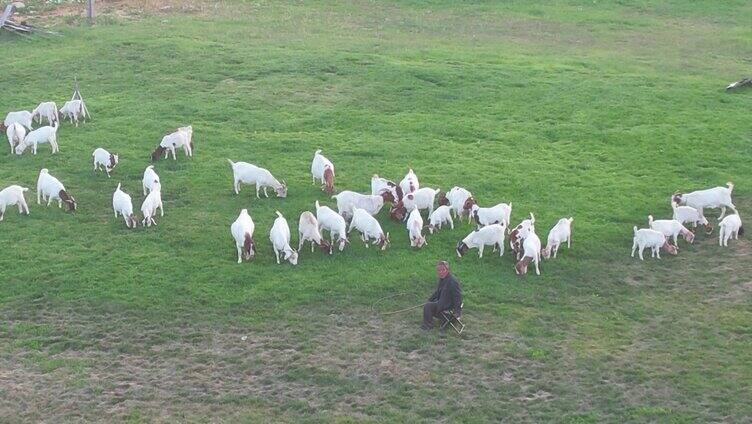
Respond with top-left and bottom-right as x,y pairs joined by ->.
455,223 -> 506,258
92,148 -> 119,177
228,159 -> 287,199
631,227 -> 678,260
298,211 -> 332,254
406,207 -> 427,248
140,182 -> 164,227
542,217 -> 573,259
671,201 -> 712,234
37,169 -> 76,211
428,205 -> 454,234
311,150 -> 335,194
718,214 -> 743,247
231,209 -> 257,263
648,215 -> 694,246
0,185 -> 30,221
142,165 -> 161,196
270,211 -> 299,265
112,183 -> 137,228
348,207 -> 390,250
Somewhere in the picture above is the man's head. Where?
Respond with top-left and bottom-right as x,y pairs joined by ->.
436,261 -> 450,279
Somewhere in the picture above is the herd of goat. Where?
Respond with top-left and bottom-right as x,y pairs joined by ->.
1,99 -> 745,275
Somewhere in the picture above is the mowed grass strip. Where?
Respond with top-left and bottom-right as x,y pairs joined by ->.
1,1 -> 751,422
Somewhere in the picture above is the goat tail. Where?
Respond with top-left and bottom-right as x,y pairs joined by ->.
21,187 -> 29,192
315,200 -> 321,209
648,215 -> 654,225
633,226 -> 638,236
227,159 -> 235,167
116,182 -> 122,191
568,216 -> 574,222
726,181 -> 734,193
275,210 -> 283,219
314,149 -> 322,155
529,212 -> 535,224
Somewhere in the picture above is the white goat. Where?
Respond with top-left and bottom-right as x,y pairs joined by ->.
59,100 -> 89,127
406,207 -> 427,248
515,228 -> 542,275
152,126 -> 193,160
400,168 -> 419,194
509,213 -> 536,259
315,200 -> 349,252
112,183 -> 137,228
6,122 -> 26,154
92,148 -> 119,177
348,207 -> 390,250
332,191 -> 386,220
470,202 -> 512,228
672,183 -> 737,221
718,214 -> 743,247
671,201 -> 711,233
455,223 -> 506,258
371,175 -> 402,203
298,211 -> 332,254
401,187 -> 440,216
16,124 -> 59,155
227,159 -> 287,199
32,102 -> 58,125
648,215 -> 694,246
231,209 -> 257,263
542,217 -> 573,259
631,227 -> 678,260
36,169 -> 76,211
428,205 -> 454,234
4,110 -> 33,130
439,186 -> 473,222
142,165 -> 161,195
311,149 -> 335,194
140,182 -> 164,227
0,185 -> 30,221
270,211 -> 299,265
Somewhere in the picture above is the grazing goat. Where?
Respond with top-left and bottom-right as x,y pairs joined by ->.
32,102 -> 58,126
428,205 -> 454,234
718,214 -> 743,247
37,169 -> 76,211
509,213 -> 535,259
231,209 -> 257,263
648,215 -> 694,246
298,211 -> 332,254
315,200 -> 349,252
311,150 -> 335,194
515,228 -> 542,275
332,190 -> 388,220
371,175 -> 403,203
406,207 -> 427,248
92,148 -> 119,177
16,124 -> 59,155
227,159 -> 287,199
4,110 -> 33,130
0,185 -> 30,221
455,223 -> 506,258
140,182 -> 164,227
59,100 -> 89,127
672,182 -> 737,221
270,211 -> 299,265
6,122 -> 26,154
401,187 -> 441,216
142,165 -> 161,196
470,202 -> 512,229
399,168 -> 419,194
152,126 -> 193,161
542,217 -> 573,259
631,227 -> 678,260
672,201 -> 712,234
348,207 -> 390,250
439,187 -> 473,222
112,183 -> 137,228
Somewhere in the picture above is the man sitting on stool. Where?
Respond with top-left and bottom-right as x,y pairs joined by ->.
421,261 -> 462,331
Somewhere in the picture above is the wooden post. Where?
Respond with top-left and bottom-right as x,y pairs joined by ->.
86,0 -> 94,23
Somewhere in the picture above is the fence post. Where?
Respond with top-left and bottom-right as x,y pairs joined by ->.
86,0 -> 94,23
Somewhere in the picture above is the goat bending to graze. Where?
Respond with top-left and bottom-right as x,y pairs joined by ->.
4,110 -> 33,130
671,201 -> 712,234
228,159 -> 287,199
231,209 -> 257,263
16,123 -> 59,155
59,100 -> 89,127
32,102 -> 58,126
142,165 -> 161,196
0,185 -> 30,221
406,207 -> 427,248
648,215 -> 694,246
348,207 -> 390,250
399,168 -> 419,194
6,123 -> 26,154
439,187 -> 473,222
542,217 -> 573,259
332,190 -> 388,221
371,175 -> 403,203
311,150 -> 335,194
315,200 -> 349,252
428,205 -> 454,234
719,214 -> 743,247
392,187 -> 441,220
515,227 -> 542,275
470,202 -> 512,229
672,182 -> 737,221
509,213 -> 535,260
455,223 -> 506,258
92,148 -> 119,177
140,182 -> 164,227
298,211 -> 332,254
270,211 -> 299,265
112,183 -> 137,228
631,227 -> 678,260
37,169 -> 76,212
151,126 -> 193,161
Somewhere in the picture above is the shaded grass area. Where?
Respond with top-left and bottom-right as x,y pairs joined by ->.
1,1 -> 751,422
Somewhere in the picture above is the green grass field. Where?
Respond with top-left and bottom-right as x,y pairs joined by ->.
1,1 -> 751,422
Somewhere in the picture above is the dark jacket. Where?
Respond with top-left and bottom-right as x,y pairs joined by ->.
428,273 -> 462,314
